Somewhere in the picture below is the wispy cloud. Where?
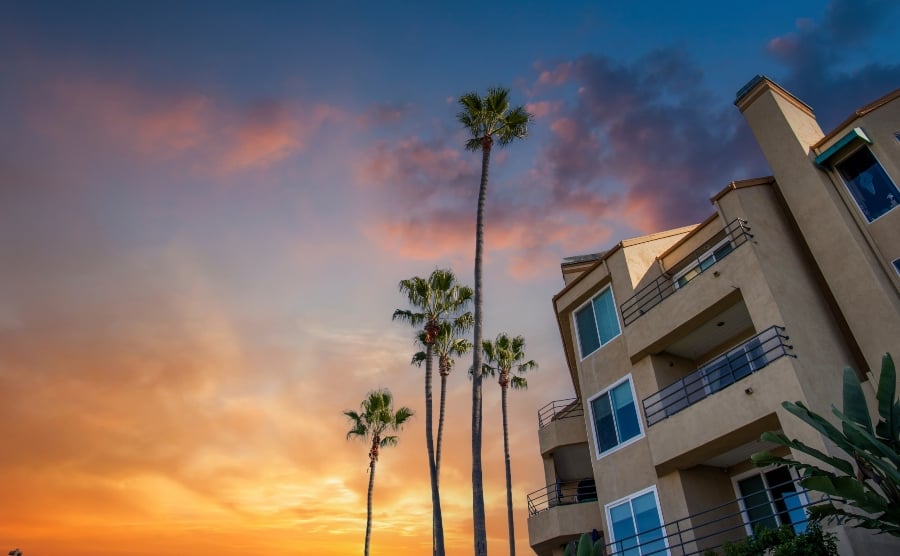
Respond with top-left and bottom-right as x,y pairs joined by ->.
23,76 -> 343,176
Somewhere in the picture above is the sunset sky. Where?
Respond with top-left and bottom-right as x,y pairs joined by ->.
1,1 -> 899,555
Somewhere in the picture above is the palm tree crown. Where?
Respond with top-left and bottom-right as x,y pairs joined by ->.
481,333 -> 537,389
393,269 -> 473,338
344,389 -> 414,461
457,87 -> 532,152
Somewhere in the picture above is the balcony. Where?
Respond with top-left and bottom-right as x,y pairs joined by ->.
620,219 -> 753,327
600,477 -> 826,556
537,398 -> 588,456
527,478 -> 603,554
643,326 -> 795,427
538,397 -> 584,428
527,478 -> 598,515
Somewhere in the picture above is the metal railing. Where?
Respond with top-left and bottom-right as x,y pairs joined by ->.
620,219 -> 753,327
537,397 -> 584,428
527,478 -> 597,516
643,326 -> 794,427
603,477 -> 830,556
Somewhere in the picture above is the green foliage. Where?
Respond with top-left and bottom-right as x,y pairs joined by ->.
344,389 -> 414,463
479,333 -> 538,389
456,87 -> 532,152
752,352 -> 900,536
719,523 -> 837,556
562,533 -> 603,556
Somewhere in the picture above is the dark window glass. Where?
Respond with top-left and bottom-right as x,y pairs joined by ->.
575,304 -> 600,358
591,394 -> 618,453
837,148 -> 900,222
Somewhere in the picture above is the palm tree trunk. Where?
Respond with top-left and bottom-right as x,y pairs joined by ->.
365,454 -> 376,556
501,381 -> 515,556
426,343 -> 446,555
472,140 -> 491,556
436,373 -> 448,479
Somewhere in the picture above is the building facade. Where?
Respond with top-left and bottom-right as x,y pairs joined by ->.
526,77 -> 900,556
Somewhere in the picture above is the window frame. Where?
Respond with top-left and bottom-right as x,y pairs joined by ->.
731,465 -> 809,537
833,146 -> 900,224
587,374 -> 645,459
573,284 -> 622,360
672,238 -> 734,290
604,485 -> 670,556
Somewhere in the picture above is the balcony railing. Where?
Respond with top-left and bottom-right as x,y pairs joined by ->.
538,397 -> 584,428
620,219 -> 753,327
643,326 -> 794,427
602,477 -> 832,556
527,478 -> 597,516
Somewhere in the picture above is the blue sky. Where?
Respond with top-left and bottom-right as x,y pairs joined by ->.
1,1 -> 898,554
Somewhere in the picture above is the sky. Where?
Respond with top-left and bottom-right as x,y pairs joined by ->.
1,1 -> 898,555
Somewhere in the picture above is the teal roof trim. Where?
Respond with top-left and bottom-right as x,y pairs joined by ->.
815,127 -> 871,167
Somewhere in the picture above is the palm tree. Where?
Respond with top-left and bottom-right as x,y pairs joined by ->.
481,333 -> 537,556
411,314 -> 474,477
344,389 -> 414,556
458,87 -> 532,555
393,268 -> 472,556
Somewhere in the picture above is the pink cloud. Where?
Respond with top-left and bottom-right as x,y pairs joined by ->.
26,77 -> 342,176
549,117 -> 578,142
525,100 -> 558,119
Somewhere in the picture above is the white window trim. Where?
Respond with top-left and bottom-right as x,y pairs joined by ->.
573,283 -> 623,360
672,237 -> 733,290
834,146 -> 900,224
731,465 -> 809,537
587,374 -> 645,460
604,484 -> 670,556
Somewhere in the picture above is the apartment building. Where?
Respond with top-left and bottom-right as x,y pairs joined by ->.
526,76 -> 900,556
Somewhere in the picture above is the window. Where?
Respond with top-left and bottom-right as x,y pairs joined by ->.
574,286 -> 621,358
606,486 -> 669,556
735,467 -> 808,536
673,239 -> 734,289
893,258 -> 900,276
836,147 -> 900,222
589,376 -> 642,457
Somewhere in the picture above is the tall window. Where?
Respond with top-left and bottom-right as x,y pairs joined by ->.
574,285 -> 621,359
589,376 -> 642,457
736,467 -> 808,535
606,487 -> 669,556
836,147 -> 900,222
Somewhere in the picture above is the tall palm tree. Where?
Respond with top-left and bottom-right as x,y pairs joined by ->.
393,268 -> 472,556
458,87 -> 532,555
411,314 -> 474,478
344,389 -> 414,556
481,334 -> 537,556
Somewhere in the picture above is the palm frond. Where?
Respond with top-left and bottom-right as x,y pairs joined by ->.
393,406 -> 414,427
510,376 -> 528,390
411,350 -> 426,367
464,137 -> 483,152
381,435 -> 399,448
